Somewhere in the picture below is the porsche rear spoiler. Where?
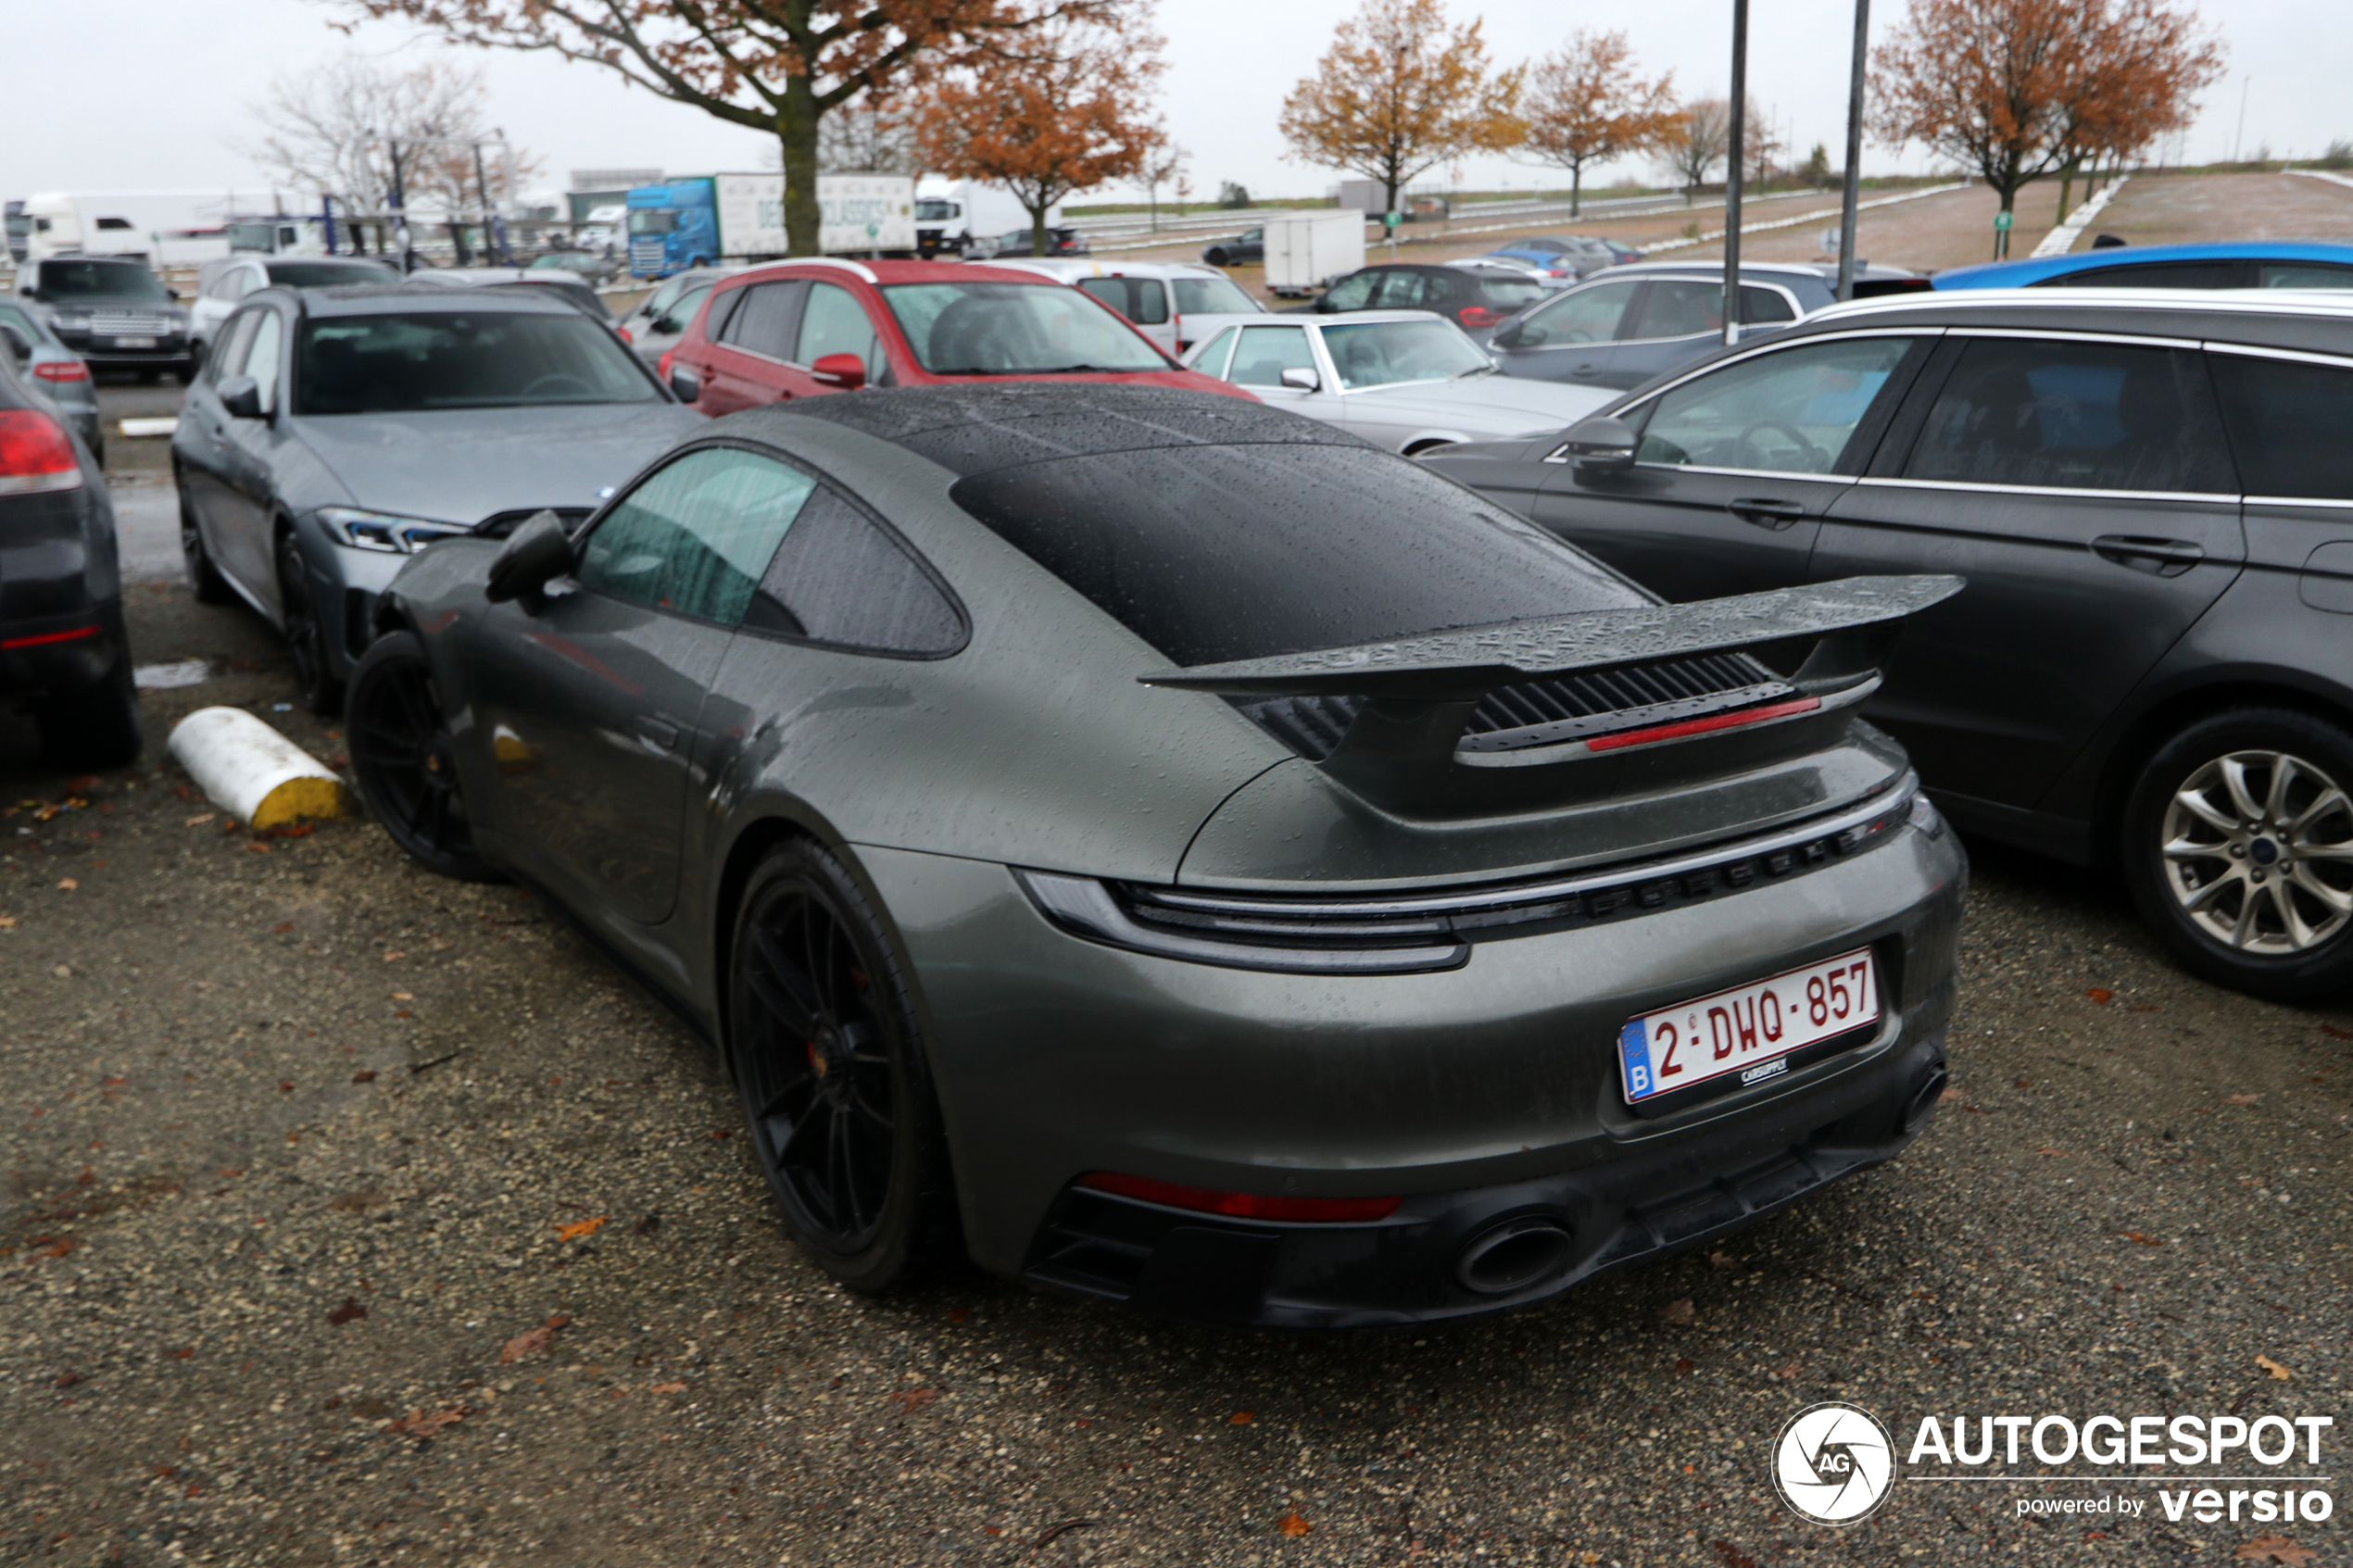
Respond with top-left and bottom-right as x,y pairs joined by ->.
1139,576 -> 1963,814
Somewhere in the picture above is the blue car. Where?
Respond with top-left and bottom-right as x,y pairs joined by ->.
1934,239 -> 2353,291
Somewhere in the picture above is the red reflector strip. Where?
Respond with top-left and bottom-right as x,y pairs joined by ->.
1079,1171 -> 1401,1223
1583,696 -> 1822,753
1,623 -> 101,650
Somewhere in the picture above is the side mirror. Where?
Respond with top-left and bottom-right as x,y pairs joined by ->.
1560,413 -> 1638,478
809,352 -> 866,391
484,510 -> 573,611
1491,321 -> 1524,349
668,366 -> 699,403
0,322 -> 29,361
218,375 -> 265,420
1279,366 -> 1321,392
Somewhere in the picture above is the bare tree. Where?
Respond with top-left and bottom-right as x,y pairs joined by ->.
1657,97 -> 1731,203
244,54 -> 517,220
816,98 -> 924,175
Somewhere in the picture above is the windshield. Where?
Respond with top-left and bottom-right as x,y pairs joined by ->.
1321,320 -> 1490,390
880,282 -> 1168,374
39,261 -> 171,302
914,199 -> 958,221
1476,275 -> 1547,308
1173,275 -> 1257,314
627,210 -> 676,235
295,310 -> 661,414
267,260 -> 398,289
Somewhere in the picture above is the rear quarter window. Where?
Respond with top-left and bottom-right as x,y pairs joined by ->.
2209,349 -> 2353,499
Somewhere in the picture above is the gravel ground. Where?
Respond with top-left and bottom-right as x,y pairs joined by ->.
4,558 -> 2348,1565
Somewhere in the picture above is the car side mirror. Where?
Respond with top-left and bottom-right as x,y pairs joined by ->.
218,375 -> 266,420
0,322 -> 29,361
1490,321 -> 1524,349
810,352 -> 866,391
484,510 -> 573,612
1279,366 -> 1320,392
1560,413 -> 1638,478
667,366 -> 699,403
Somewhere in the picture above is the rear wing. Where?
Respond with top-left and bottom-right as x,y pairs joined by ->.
1139,576 -> 1963,814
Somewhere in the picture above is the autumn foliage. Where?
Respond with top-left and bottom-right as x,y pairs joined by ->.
1516,31 -> 1677,217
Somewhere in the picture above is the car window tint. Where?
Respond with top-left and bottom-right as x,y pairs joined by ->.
0,303 -> 40,340
1636,336 -> 1918,474
1371,270 -> 1429,307
879,282 -> 1167,372
795,282 -> 882,375
949,445 -> 1646,667
296,312 -> 657,414
746,488 -> 964,654
1171,275 -> 1256,314
1624,280 -> 1791,339
1324,320 -> 1489,390
243,312 -> 284,414
210,310 -> 261,385
2259,263 -> 2353,290
1741,285 -> 1796,323
1077,277 -> 1172,326
1320,271 -> 1378,311
576,447 -> 819,624
2044,260 -> 2243,289
2208,351 -> 2353,498
1228,325 -> 1316,387
643,275 -> 691,319
1903,338 -> 2235,493
1191,326 -> 1239,379
1523,280 -> 1639,346
657,283 -> 712,333
719,281 -> 803,359
1476,274 -> 1546,310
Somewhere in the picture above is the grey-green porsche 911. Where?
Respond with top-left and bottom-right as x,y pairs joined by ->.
347,383 -> 1968,1328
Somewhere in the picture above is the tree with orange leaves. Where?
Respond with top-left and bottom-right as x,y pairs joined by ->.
334,0 -> 1125,257
1516,31 -> 1676,218
1278,0 -> 1523,220
908,8 -> 1163,255
1871,0 -> 2221,245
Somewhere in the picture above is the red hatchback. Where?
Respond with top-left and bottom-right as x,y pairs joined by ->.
661,257 -> 1252,414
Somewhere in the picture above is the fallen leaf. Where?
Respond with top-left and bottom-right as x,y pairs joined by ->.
243,841 -> 271,854
2235,1537 -> 2317,1565
54,1373 -> 82,1387
2227,1094 -> 2262,1106
947,1307 -> 968,1324
2087,987 -> 2113,1004
2118,1231 -> 2164,1247
2256,1354 -> 2294,1382
1713,1541 -> 1759,1568
184,813 -> 215,827
352,1070 -> 377,1084
2013,1076 -> 2030,1088
0,915 -> 15,928
1707,1250 -> 1742,1271
36,1238 -> 74,1259
1769,1361 -> 1799,1381
1032,1519 -> 1098,1550
1659,1298 -> 1696,1326
1676,1357 -> 1695,1374
271,922 -> 293,935
651,1380 -> 687,1394
65,775 -> 98,795
1228,1410 -> 1255,1424
497,1314 -> 572,1364
384,950 -> 405,961
880,1386 -> 937,1415
384,1406 -> 468,1437
391,991 -> 413,1000
325,1297 -> 367,1325
557,1215 -> 607,1242
2322,1025 -> 2353,1041
167,1346 -> 192,1359
1276,1512 -> 1312,1537
56,878 -> 77,891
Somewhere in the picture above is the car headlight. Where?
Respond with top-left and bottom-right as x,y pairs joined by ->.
53,311 -> 92,330
316,506 -> 470,553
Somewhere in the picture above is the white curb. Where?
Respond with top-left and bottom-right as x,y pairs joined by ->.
167,706 -> 352,829
2031,174 -> 2131,258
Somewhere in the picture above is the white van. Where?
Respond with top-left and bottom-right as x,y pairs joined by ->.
974,257 -> 1265,357
22,192 -> 233,262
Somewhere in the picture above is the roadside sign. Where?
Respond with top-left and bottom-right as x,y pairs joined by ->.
1994,209 -> 2013,231
1383,210 -> 1401,231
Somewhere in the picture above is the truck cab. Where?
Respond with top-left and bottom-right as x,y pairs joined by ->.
627,182 -> 719,279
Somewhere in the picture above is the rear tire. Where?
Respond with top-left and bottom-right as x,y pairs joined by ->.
728,838 -> 958,1293
1205,248 -> 1230,268
346,630 -> 499,882
2121,706 -> 2353,1001
35,653 -> 141,771
277,528 -> 343,716
180,483 -> 232,604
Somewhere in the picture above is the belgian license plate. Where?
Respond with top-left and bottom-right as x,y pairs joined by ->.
109,335 -> 157,349
1618,947 -> 1878,1104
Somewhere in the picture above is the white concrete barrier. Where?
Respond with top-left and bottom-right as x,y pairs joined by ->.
167,707 -> 352,828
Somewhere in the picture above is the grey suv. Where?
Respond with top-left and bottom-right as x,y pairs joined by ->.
1425,287 -> 2353,999
16,257 -> 195,382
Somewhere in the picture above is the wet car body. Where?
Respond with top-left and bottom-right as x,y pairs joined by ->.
0,298 -> 102,460
362,384 -> 1965,1327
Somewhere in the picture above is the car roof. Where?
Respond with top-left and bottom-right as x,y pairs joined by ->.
734,383 -> 1353,480
257,283 -> 585,318
1934,239 -> 2353,289
720,257 -> 1058,288
1787,284 -> 2353,353
977,257 -> 1222,282
1305,309 -> 1466,325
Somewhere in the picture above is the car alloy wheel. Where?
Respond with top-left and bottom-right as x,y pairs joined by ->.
277,530 -> 343,715
346,631 -> 498,882
2159,748 -> 2353,954
729,840 -> 955,1291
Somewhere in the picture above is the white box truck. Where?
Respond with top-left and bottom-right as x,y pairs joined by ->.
22,191 -> 237,262
627,174 -> 916,277
913,178 -> 1060,258
1265,210 -> 1367,297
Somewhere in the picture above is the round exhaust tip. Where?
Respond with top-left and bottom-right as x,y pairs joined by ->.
1903,1066 -> 1950,1133
1455,1217 -> 1575,1296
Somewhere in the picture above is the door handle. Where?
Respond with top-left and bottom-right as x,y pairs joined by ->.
2091,534 -> 2206,577
1728,497 -> 1808,530
634,715 -> 681,752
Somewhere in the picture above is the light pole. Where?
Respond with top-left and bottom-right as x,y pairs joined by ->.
1723,0 -> 1749,348
1835,0 -> 1870,300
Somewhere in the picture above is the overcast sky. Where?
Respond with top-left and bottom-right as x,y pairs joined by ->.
5,0 -> 2344,208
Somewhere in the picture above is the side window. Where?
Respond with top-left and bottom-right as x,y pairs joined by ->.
2045,260 -> 2243,289
746,489 -> 964,655
1191,326 -> 1239,379
2208,350 -> 2353,499
1320,270 -> 1378,311
1740,285 -> 1796,323
575,447 -> 819,624
2259,263 -> 2353,291
1371,270 -> 1428,307
1636,337 -> 1919,474
1128,279 -> 1169,326
795,282 -> 882,376
1228,325 -> 1316,388
209,309 -> 261,385
1902,338 -> 2235,494
717,281 -> 804,359
1519,279 -> 1639,347
243,311 -> 284,414
658,283 -> 712,333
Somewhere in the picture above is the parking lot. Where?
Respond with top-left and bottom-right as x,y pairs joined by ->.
3,411 -> 2347,1563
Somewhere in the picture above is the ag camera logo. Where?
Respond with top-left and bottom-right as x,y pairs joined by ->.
1773,1401 -> 1897,1524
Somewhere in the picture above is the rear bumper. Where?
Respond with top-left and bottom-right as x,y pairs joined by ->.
1,601 -> 125,701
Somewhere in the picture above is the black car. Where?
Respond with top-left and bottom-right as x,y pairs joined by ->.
15,256 -> 195,382
976,227 -> 1089,259
1424,286 -> 2353,1000
1307,263 -> 1548,335
0,349 -> 137,765
1202,228 -> 1263,268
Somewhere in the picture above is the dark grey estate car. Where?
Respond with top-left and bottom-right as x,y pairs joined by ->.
171,284 -> 699,713
1424,287 -> 2353,999
345,384 -> 1967,1326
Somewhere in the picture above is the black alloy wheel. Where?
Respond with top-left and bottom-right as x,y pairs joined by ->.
277,529 -> 343,715
179,483 -> 231,604
346,630 -> 498,882
729,839 -> 956,1292
2123,706 -> 2353,1001
1205,247 -> 1230,268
